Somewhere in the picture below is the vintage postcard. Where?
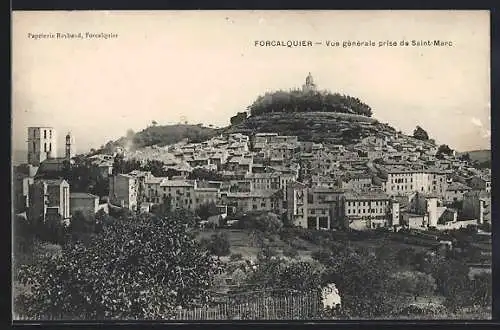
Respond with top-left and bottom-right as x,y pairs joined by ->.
12,10 -> 491,321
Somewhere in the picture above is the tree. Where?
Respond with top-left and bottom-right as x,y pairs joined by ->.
437,144 -> 454,157
459,153 -> 471,162
112,153 -> 125,175
250,255 -> 325,292
144,160 -> 168,177
253,212 -> 283,234
324,251 -> 401,318
413,126 -> 429,141
15,213 -> 223,319
68,210 -> 96,243
470,272 -> 492,307
195,202 -> 219,221
396,247 -> 417,267
247,89 -> 373,117
151,120 -> 158,127
283,246 -> 299,259
430,259 -> 473,311
204,232 -> 231,256
230,112 -> 248,126
392,271 -> 437,301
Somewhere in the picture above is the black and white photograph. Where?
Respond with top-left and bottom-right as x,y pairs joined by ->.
12,10 -> 491,321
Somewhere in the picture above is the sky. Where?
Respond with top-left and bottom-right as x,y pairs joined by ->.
12,10 -> 490,154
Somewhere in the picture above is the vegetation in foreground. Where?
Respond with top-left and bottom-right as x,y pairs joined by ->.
13,206 -> 491,320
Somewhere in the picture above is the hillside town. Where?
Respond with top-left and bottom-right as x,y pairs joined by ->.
13,74 -> 492,320
15,79 -> 491,235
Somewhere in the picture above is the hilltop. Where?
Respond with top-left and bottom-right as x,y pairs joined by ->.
109,111 -> 398,150
103,124 -> 219,152
225,111 -> 397,145
105,74 -> 414,149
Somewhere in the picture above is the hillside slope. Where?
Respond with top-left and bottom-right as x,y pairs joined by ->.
225,112 -> 397,144
112,124 -> 219,150
457,149 -> 491,163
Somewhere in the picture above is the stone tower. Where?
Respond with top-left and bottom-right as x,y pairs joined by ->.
65,132 -> 75,160
27,127 -> 57,166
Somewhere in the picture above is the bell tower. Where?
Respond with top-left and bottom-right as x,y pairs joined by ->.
302,72 -> 317,92
65,132 -> 75,160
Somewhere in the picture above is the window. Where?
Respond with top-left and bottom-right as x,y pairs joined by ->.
44,130 -> 47,139
49,130 -> 52,139
44,143 -> 47,152
33,142 -> 36,150
49,143 -> 52,151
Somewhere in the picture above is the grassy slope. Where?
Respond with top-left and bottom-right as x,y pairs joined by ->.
114,124 -> 219,149
457,149 -> 490,163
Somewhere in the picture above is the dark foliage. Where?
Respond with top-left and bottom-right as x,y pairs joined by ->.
15,212 -> 223,319
413,126 -> 429,141
247,89 -> 373,117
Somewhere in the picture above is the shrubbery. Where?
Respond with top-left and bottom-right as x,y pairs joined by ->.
283,246 -> 299,259
15,212 -> 223,319
201,232 -> 231,256
248,89 -> 373,117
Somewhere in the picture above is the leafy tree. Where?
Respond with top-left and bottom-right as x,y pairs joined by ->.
230,112 -> 248,126
413,126 -> 429,141
95,209 -> 107,222
247,89 -> 373,117
195,202 -> 219,221
143,160 -> 168,177
204,232 -> 231,256
437,144 -> 454,157
250,255 -> 325,292
250,212 -> 283,234
283,246 -> 299,259
392,271 -> 437,301
459,153 -> 471,162
68,210 -> 96,243
277,259 -> 325,292
431,259 -> 473,311
396,247 -> 417,267
324,251 -> 401,318
15,213 -> 223,320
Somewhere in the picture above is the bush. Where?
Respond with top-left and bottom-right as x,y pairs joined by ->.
311,249 -> 332,265
230,253 -> 243,261
289,238 -> 308,251
206,232 -> 231,256
15,212 -> 223,319
283,246 -> 299,259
